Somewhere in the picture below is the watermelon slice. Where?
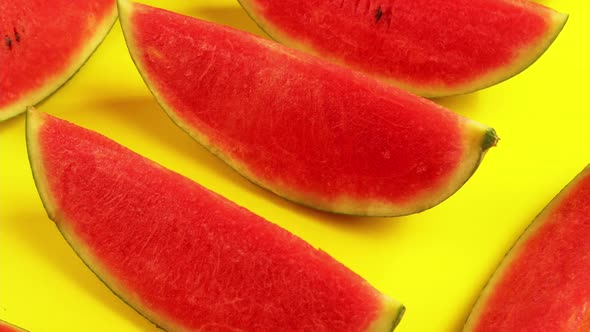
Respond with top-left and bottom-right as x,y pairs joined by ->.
26,109 -> 405,332
237,0 -> 568,97
118,1 -> 498,217
463,165 -> 590,331
0,0 -> 117,121
0,320 -> 27,332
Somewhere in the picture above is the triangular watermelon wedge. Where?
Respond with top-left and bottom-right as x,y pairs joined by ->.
237,0 -> 568,97
463,165 -> 590,331
26,109 -> 405,332
119,0 -> 498,217
0,0 -> 117,121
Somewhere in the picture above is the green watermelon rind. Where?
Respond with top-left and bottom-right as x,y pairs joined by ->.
118,0 -> 498,217
237,0 -> 568,98
380,306 -> 405,332
0,3 -> 118,122
462,164 -> 590,331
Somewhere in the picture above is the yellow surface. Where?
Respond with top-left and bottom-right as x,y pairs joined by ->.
0,0 -> 587,331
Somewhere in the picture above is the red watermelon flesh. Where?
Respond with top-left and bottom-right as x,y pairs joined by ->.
26,110 -> 405,332
119,1 -> 498,217
0,320 -> 27,332
0,0 -> 117,121
238,0 -> 568,97
463,165 -> 590,331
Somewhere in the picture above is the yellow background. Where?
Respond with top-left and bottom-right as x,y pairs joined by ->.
0,0 -> 587,331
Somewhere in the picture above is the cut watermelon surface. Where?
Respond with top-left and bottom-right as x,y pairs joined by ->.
26,110 -> 405,332
0,0 -> 117,121
463,165 -> 590,331
119,1 -> 498,217
238,0 -> 568,97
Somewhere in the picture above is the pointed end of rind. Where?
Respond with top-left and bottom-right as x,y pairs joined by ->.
482,128 -> 499,151
117,0 -> 136,33
25,107 -> 45,146
390,305 -> 406,331
366,295 -> 406,332
25,106 -> 42,141
543,8 -> 568,52
25,108 -> 57,220
551,10 -> 569,32
116,0 -> 132,17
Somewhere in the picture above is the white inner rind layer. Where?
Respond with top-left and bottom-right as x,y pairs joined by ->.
0,3 -> 118,121
26,109 -> 57,219
366,295 -> 406,332
462,164 -> 590,332
119,0 -> 497,218
238,0 -> 568,98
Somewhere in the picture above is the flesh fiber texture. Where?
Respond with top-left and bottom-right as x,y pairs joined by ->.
119,1 -> 497,217
0,0 -> 117,121
26,110 -> 404,332
464,165 -> 590,331
238,0 -> 568,97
